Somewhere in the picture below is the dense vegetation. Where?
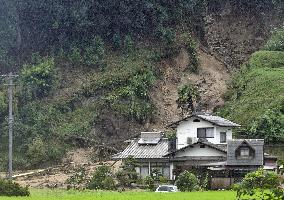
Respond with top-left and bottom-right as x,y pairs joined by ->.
234,168 -> 283,200
220,27 -> 284,143
0,179 -> 29,196
0,0 -> 283,170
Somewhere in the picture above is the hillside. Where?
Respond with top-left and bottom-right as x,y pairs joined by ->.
0,0 -> 283,169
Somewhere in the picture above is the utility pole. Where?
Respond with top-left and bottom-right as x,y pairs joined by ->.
1,72 -> 18,180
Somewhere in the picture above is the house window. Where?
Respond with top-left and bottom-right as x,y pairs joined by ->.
200,144 -> 205,148
220,132 -> 226,143
240,148 -> 250,158
197,128 -> 214,138
193,119 -> 200,122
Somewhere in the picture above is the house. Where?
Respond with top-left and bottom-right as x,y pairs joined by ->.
113,113 -> 277,187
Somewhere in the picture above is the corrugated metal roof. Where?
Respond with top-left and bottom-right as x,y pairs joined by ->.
113,138 -> 169,159
168,113 -> 241,127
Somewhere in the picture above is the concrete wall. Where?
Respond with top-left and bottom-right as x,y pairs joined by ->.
176,117 -> 233,149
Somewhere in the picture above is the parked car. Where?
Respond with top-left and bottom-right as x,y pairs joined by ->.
155,185 -> 178,192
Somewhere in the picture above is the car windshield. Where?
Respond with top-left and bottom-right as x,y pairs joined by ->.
158,186 -> 170,191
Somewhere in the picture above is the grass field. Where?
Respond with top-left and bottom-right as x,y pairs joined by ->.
0,189 -> 236,200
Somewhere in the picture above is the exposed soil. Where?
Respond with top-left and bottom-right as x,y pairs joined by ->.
150,47 -> 230,130
14,148 -> 122,188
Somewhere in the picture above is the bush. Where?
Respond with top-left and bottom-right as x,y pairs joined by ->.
83,36 -> 105,67
87,165 -> 116,190
66,167 -> 87,189
144,176 -> 155,191
180,33 -> 199,73
116,156 -> 140,187
234,168 -> 283,200
177,83 -> 200,113
264,27 -> 284,51
26,136 -> 47,167
21,58 -> 57,99
176,170 -> 199,192
0,179 -> 29,196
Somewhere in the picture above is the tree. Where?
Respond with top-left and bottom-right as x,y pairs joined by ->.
87,165 -> 116,190
177,83 -> 200,114
21,58 -> 57,99
116,156 -> 140,187
234,168 -> 283,200
175,170 -> 199,191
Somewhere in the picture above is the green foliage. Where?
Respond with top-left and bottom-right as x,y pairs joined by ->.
264,27 -> 284,51
66,167 -> 87,189
81,49 -> 157,123
0,0 -> 18,70
83,36 -> 106,67
234,168 -> 283,200
68,46 -> 83,64
0,179 -> 29,196
177,83 -> 200,113
21,58 -> 57,99
112,34 -> 122,50
249,109 -> 284,143
176,170 -> 199,192
123,35 -> 135,53
144,176 -> 155,191
116,157 -> 140,187
180,33 -> 199,73
26,136 -> 47,167
220,49 -> 284,142
87,165 -> 116,190
249,51 -> 284,68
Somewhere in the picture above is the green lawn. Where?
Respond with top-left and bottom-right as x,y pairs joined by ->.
0,189 -> 236,200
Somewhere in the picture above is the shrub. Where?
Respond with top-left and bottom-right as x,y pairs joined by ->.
66,167 -> 87,189
177,83 -> 200,113
116,156 -> 140,187
176,170 -> 199,192
264,27 -> 284,51
180,33 -> 199,73
144,176 -> 155,191
234,168 -> 283,200
84,36 -> 105,67
87,165 -> 116,190
0,179 -> 29,196
124,35 -> 134,53
21,58 -> 57,99
112,33 -> 122,50
26,136 -> 47,167
158,28 -> 179,59
249,109 -> 284,143
68,46 -> 83,64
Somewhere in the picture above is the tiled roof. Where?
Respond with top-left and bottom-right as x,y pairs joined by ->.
168,113 -> 241,127
165,139 -> 227,156
227,139 -> 264,166
113,138 -> 169,159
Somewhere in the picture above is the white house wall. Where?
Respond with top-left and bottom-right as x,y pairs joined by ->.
176,117 -> 233,149
175,145 -> 226,157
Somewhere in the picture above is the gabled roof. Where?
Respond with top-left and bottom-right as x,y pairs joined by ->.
167,113 -> 241,128
113,138 -> 169,159
164,139 -> 227,157
227,139 -> 264,166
